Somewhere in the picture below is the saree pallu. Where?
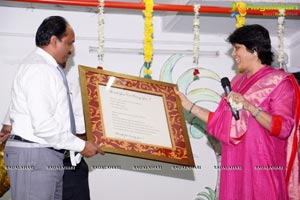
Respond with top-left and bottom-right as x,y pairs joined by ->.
0,142 -> 10,197
286,76 -> 300,200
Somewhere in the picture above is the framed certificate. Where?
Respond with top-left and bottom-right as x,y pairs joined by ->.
79,65 -> 194,166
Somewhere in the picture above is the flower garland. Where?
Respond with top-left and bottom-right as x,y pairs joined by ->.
97,0 -> 105,65
277,9 -> 285,70
143,0 -> 154,79
193,4 -> 200,80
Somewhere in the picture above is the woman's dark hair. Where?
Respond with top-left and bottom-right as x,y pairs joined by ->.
227,24 -> 274,65
35,16 -> 68,47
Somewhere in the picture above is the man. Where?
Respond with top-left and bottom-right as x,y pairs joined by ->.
1,79 -> 92,200
4,16 -> 103,200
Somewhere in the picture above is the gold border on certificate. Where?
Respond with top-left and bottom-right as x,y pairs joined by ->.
79,65 -> 195,166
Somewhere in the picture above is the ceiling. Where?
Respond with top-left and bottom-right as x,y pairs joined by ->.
1,0 -> 300,40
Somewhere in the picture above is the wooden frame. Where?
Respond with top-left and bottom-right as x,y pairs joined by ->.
79,65 -> 194,166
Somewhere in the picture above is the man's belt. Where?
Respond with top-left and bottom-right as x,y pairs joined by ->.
9,135 -> 65,154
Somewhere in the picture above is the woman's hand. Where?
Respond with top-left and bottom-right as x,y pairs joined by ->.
174,88 -> 193,111
174,88 -> 210,123
227,91 -> 252,111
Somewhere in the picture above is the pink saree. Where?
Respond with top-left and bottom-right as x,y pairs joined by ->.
207,66 -> 299,200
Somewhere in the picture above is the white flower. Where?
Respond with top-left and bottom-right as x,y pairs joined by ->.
228,98 -> 243,111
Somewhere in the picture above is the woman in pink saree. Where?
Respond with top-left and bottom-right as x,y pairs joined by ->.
176,24 -> 299,199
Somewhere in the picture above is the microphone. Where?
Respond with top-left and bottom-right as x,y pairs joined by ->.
221,77 -> 240,120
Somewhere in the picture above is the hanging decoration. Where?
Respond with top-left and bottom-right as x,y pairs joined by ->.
193,4 -> 200,81
231,1 -> 247,28
277,9 -> 286,70
231,2 -> 247,73
143,0 -> 154,79
97,0 -> 105,66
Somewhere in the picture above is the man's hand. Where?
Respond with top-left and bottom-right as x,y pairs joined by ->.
80,141 -> 104,157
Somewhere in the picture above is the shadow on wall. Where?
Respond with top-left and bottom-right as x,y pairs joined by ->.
86,153 -> 196,180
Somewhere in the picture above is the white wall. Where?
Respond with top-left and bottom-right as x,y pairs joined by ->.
0,5 -> 296,200
289,32 -> 300,71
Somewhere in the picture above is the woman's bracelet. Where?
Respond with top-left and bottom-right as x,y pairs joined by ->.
253,107 -> 262,119
189,102 -> 196,113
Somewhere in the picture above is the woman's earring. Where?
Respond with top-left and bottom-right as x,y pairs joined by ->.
253,50 -> 258,56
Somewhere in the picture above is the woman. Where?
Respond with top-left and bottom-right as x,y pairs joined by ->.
176,24 -> 299,199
